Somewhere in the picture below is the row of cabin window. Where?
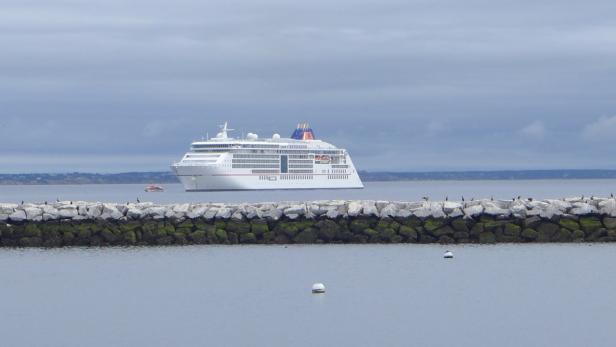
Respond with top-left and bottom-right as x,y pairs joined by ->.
327,175 -> 349,179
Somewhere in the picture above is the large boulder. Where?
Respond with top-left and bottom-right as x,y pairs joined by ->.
559,218 -> 580,231
350,219 -> 372,233
315,220 -> 340,241
536,222 -> 560,242
398,225 -> 418,241
239,232 -> 257,244
521,228 -> 538,241
478,232 -> 496,244
603,217 -> 616,229
347,201 -> 363,217
294,229 -> 317,243
579,216 -> 603,233
8,210 -> 27,222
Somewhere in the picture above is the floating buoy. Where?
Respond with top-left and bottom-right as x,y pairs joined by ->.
444,250 -> 454,259
312,283 -> 325,294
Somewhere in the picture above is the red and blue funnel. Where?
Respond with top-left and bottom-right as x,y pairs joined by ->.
291,122 -> 315,140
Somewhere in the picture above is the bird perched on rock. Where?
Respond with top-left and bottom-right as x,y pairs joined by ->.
490,196 -> 494,201
421,196 -> 429,201
528,197 -> 533,202
56,197 -> 60,202
461,196 -> 465,202
445,196 -> 449,201
44,201 -> 47,205
136,198 -> 141,203
611,193 -> 614,198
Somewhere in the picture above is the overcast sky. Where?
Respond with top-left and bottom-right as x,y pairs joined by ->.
1,0 -> 615,173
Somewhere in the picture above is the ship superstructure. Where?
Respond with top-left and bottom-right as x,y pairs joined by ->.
171,122 -> 364,191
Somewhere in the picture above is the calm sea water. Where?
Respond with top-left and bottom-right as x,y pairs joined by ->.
1,179 -> 616,204
1,244 -> 615,347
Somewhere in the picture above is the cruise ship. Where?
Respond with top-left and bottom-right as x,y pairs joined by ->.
171,122 -> 364,191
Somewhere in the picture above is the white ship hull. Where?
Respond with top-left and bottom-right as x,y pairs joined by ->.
172,122 -> 364,191
172,165 -> 364,191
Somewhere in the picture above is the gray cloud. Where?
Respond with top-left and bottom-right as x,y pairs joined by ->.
1,0 -> 616,172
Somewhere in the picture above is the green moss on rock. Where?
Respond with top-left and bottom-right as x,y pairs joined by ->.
363,228 -> 377,237
274,222 -> 300,238
451,218 -> 470,233
521,228 -> 538,240
316,220 -> 339,241
572,229 -> 585,241
470,223 -> 484,236
100,229 -> 117,243
398,225 -> 418,241
190,230 -> 207,244
378,228 -> 397,242
504,223 -> 521,237
62,231 -> 75,245
603,217 -> 616,230
579,217 -> 603,233
215,229 -> 228,243
350,219 -> 371,233
536,223 -> 560,242
173,232 -> 187,245
228,232 -> 239,244
294,229 -> 317,243
555,228 -> 572,242
479,231 -> 496,244
225,221 -> 250,234
123,230 -> 137,244
262,231 -> 276,243
23,224 -> 42,238
250,221 -> 269,236
239,232 -> 256,244
424,218 -> 445,232
432,226 -> 454,237
559,218 -> 580,231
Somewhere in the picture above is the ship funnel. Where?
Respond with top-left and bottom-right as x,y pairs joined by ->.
291,122 -> 315,140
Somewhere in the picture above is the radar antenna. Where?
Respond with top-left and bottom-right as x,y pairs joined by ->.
217,121 -> 234,139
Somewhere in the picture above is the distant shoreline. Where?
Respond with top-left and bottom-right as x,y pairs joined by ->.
2,170 -> 616,185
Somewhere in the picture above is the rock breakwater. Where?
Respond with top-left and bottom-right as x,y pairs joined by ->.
1,198 -> 616,247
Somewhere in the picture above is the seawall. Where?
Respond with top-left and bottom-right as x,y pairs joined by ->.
1,198 -> 616,247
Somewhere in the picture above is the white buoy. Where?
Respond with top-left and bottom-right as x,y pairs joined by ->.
312,283 -> 326,294
444,250 -> 454,259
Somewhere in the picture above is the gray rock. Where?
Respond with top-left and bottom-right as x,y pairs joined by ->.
284,205 -> 305,217
24,207 -> 43,220
8,210 -> 27,222
463,204 -> 484,217
216,207 -> 233,219
362,201 -> 378,216
347,201 -> 362,217
570,202 -> 597,215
